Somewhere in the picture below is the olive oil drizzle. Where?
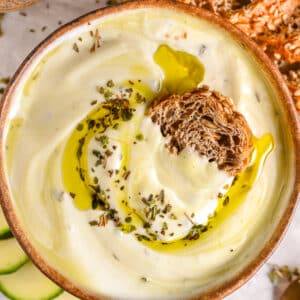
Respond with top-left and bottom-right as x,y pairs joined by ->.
137,134 -> 274,252
62,44 -> 274,252
154,44 -> 205,96
62,81 -> 153,211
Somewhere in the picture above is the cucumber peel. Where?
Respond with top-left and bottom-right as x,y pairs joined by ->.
0,209 -> 10,239
0,262 -> 63,300
0,231 -> 13,240
55,292 -> 79,300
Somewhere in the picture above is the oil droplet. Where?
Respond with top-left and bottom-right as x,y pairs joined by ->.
23,46 -> 60,97
5,118 -> 24,175
154,44 -> 205,96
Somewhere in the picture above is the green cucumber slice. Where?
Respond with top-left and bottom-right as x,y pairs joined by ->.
0,209 -> 10,239
0,231 -> 13,240
55,292 -> 79,300
0,239 -> 28,274
0,262 -> 63,300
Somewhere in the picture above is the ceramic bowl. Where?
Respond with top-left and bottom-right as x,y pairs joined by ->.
0,1 -> 299,299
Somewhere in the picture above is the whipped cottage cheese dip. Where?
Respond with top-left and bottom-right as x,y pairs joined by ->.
3,6 -> 295,300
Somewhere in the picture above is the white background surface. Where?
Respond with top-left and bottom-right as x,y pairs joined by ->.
0,1 -> 299,299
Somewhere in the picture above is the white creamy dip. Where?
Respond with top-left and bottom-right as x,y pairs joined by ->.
3,7 -> 295,300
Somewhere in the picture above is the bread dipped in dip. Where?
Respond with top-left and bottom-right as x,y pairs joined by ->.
149,85 -> 253,175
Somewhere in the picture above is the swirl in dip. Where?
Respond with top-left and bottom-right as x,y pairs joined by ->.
3,6 -> 295,300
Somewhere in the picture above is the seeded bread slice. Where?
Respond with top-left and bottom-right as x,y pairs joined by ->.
149,86 -> 253,175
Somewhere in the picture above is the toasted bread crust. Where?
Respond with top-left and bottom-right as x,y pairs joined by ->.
149,86 -> 253,175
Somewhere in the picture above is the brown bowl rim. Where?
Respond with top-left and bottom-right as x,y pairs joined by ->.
0,1 -> 299,299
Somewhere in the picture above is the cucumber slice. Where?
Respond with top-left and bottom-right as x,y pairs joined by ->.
0,239 -> 28,274
0,231 -> 13,240
0,209 -> 10,239
55,292 -> 79,300
0,262 -> 63,300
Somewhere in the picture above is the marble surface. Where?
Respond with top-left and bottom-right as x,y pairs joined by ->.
0,1 -> 299,299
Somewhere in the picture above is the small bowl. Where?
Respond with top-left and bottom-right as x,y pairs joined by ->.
0,1 -> 299,299
0,0 -> 38,11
